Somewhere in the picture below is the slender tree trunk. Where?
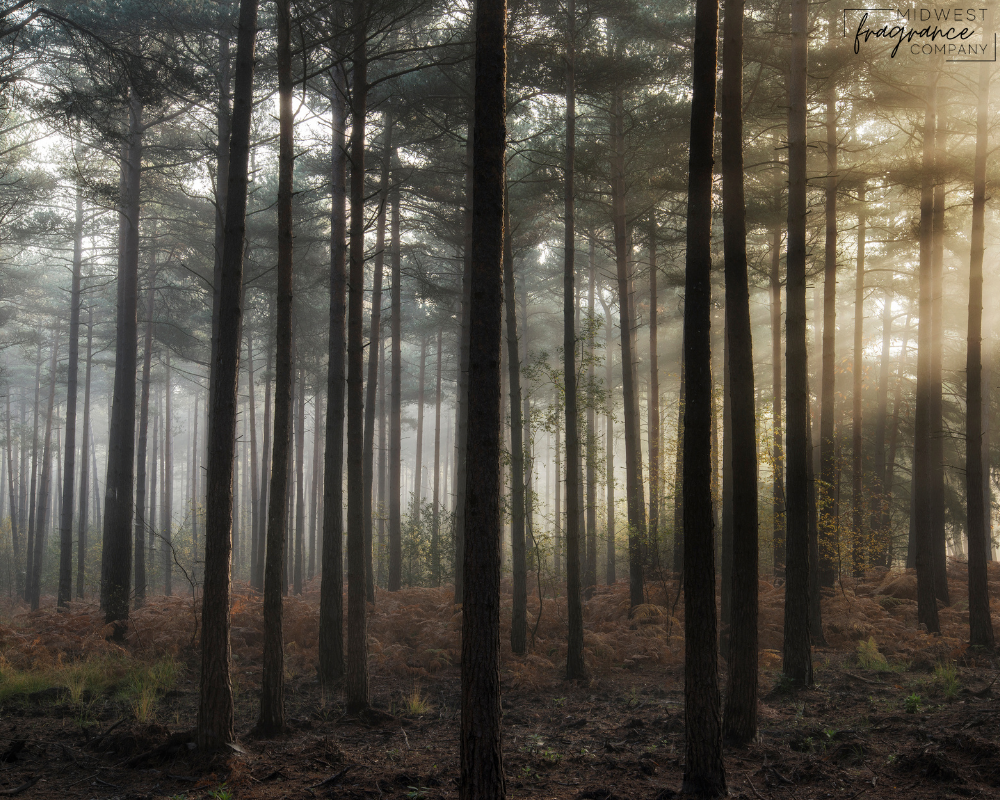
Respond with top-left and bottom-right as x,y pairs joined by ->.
563,0 -> 585,679
769,226 -> 785,577
504,193 -> 528,656
25,335 -> 41,603
346,0 -> 371,712
783,0 -> 813,685
412,336 -> 427,522
191,396 -> 199,579
432,324 -> 443,586
851,186 -> 866,576
460,0 -> 507,788
256,0 -> 293,733
966,47 -> 994,650
101,89 -> 143,637
31,331 -> 59,610
610,90 -> 646,609
59,190 -> 83,607
914,77 -> 941,634
647,228 -> 659,575
149,389 -> 158,574
163,353 -> 173,596
817,37 -> 838,589
294,367 -> 306,594
133,268 -> 156,608
930,113 -> 949,605
257,328 -> 272,590
454,108 -> 475,605
885,316 -> 911,565
871,287 -> 892,566
682,0 -> 726,783
365,128 -> 391,598
319,60 -> 348,689
720,0 -> 758,741
198,0 -> 256,749
605,302 -> 616,584
554,412 -> 561,581
309,389 -> 321,581
247,332 -> 261,589
388,139 -> 403,593
6,393 -> 19,598
674,354 -> 685,572
377,337 -> 387,585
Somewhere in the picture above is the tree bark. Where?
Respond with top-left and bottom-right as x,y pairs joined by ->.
163,352 -> 173,596
294,367 -> 306,594
930,112 -> 949,606
647,228 -> 659,575
319,61 -> 348,689
504,192 -> 527,656
133,266 -> 156,608
24,335 -> 40,603
681,0 -> 726,787
365,127 -> 390,597
563,0 -> 585,680
30,331 -> 59,610
914,76 -> 941,634
871,287 -> 892,566
605,300 -> 616,585
966,47 -> 994,650
346,0 -> 371,712
783,0 -> 813,685
101,89 -> 143,637
720,0 -> 758,741
817,35 -> 838,589
432,324 -> 444,585
6,393 -> 19,598
460,0 -> 507,789
389,134 -> 403,593
59,189 -> 83,607
610,90 -> 646,609
852,186 -> 866,576
256,0 -> 292,734
413,336 -> 427,522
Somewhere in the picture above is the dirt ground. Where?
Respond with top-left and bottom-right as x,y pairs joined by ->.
1,564 -> 999,799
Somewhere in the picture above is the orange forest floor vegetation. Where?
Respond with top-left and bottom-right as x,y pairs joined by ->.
1,563 -> 1000,799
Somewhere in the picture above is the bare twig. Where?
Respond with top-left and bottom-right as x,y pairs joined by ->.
0,777 -> 39,796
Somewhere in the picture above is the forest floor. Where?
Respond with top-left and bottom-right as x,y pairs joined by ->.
1,562 -> 999,799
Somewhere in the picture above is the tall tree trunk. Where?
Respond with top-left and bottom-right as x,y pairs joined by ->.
309,389 -> 321,581
871,287 -> 892,566
163,353 -> 173,595
389,138 -> 403,592
24,334 -> 41,603
30,333 -> 59,609
674,354 -> 685,573
410,336 -> 426,522
6,393 -> 19,598
460,0 -> 507,788
965,48 -> 994,650
133,267 -> 156,608
720,0 -> 758,741
914,76 -> 941,634
453,108 -> 475,605
198,0 -> 257,750
191,395 -> 199,579
930,113 -> 949,605
256,0 -> 292,734
319,60 -> 348,689
294,367 -> 306,594
504,193 -> 528,656
770,226 -> 785,577
31,333 -> 59,610
647,228 -> 659,574
258,322 -> 273,590
365,127 -> 391,598
852,186 -> 866,576
247,332 -> 261,589
884,316 -> 911,565
101,89 -> 143,637
817,36 -> 838,589
59,190 -> 83,606
377,336 -> 387,585
682,0 -> 726,784
346,0 -> 371,712
149,389 -> 158,575
605,302 -> 616,584
431,324 -> 444,586
554,410 -> 561,581
783,0 -> 813,685
563,0 -> 585,680
610,89 -> 646,609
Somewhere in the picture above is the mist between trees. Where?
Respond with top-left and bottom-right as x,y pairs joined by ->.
0,0 -> 997,795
